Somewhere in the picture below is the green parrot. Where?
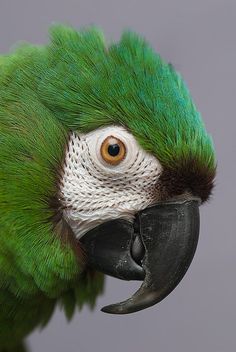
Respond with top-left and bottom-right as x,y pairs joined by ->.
0,24 -> 216,351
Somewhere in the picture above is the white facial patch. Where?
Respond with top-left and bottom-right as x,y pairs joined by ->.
59,125 -> 162,238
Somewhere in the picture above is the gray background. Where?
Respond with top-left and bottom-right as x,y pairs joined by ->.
0,0 -> 235,351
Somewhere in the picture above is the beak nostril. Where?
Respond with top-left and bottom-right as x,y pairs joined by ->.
131,214 -> 145,266
131,234 -> 145,266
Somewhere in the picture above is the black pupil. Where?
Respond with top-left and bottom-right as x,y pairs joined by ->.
108,144 -> 120,157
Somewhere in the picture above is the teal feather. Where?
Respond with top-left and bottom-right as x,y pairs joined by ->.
0,24 -> 215,349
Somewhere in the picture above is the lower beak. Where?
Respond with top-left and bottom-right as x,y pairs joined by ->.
80,198 -> 200,314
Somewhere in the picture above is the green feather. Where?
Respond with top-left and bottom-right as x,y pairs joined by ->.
0,24 -> 215,348
43,25 -> 215,173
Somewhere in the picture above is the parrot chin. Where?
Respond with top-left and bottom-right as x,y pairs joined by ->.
80,198 -> 200,314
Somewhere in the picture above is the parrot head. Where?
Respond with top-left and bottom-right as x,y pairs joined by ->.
0,25 -> 216,315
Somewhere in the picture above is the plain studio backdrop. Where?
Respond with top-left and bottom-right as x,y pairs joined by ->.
0,0 -> 235,351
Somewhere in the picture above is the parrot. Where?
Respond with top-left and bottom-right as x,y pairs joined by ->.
0,24 -> 216,351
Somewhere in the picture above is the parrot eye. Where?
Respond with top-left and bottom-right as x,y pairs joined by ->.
101,136 -> 126,165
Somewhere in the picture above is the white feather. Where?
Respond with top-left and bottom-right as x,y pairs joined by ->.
60,125 -> 162,238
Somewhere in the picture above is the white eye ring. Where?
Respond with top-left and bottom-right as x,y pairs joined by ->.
92,126 -> 138,172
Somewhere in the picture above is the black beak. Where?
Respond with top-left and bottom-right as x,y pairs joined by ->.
80,198 -> 200,314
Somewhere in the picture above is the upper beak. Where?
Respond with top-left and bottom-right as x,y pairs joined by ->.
80,198 -> 200,314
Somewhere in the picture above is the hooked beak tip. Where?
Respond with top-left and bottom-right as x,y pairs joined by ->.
82,199 -> 200,314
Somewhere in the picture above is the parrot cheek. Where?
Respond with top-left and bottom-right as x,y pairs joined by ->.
80,198 -> 200,314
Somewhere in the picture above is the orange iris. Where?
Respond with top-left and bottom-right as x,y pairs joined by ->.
101,136 -> 126,165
